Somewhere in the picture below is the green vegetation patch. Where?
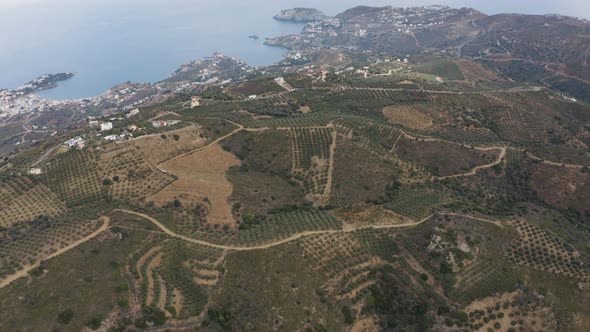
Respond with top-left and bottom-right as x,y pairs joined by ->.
209,243 -> 343,331
413,59 -> 465,81
0,224 -> 149,332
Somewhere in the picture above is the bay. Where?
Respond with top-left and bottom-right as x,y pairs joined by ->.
0,0 -> 588,99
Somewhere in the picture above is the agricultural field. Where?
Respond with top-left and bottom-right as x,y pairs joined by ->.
211,243 -> 344,331
1,27 -> 590,331
225,78 -> 285,97
413,59 -> 465,81
290,127 -> 335,201
382,185 -> 452,220
382,105 -> 434,130
506,220 -> 590,278
124,125 -> 207,164
330,137 -> 401,207
0,175 -> 66,228
0,212 -> 161,332
147,142 -> 240,226
393,135 -> 502,177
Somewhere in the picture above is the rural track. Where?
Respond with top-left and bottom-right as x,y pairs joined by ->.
112,209 -> 504,251
394,130 -> 509,180
525,152 -> 588,169
31,144 -> 61,167
0,217 -> 110,289
0,208 -> 503,290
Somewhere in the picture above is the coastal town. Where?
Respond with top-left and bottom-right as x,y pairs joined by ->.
0,53 -> 254,122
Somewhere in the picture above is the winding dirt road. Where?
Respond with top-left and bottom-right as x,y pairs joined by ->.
0,217 -> 110,289
0,207 -> 504,290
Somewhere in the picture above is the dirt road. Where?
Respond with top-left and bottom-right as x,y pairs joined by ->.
0,217 -> 110,289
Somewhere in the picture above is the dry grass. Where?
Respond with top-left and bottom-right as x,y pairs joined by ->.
148,143 -> 240,226
383,106 -> 434,130
531,163 -> 589,213
334,205 -> 413,228
455,58 -> 504,82
125,125 -> 207,164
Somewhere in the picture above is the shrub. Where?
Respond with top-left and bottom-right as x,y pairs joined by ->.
57,309 -> 74,324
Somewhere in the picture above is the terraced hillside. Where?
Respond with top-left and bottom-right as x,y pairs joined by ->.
1,19 -> 590,331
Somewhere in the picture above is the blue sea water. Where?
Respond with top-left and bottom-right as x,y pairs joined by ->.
0,0 -> 588,99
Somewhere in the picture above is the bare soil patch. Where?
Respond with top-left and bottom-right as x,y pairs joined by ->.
531,163 -> 589,213
334,205 -> 412,228
145,252 -> 163,306
299,105 -> 312,113
455,58 -> 504,82
350,316 -> 379,332
148,142 -> 240,226
126,125 -> 206,164
383,106 -> 433,130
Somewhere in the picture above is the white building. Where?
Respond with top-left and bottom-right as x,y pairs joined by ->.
103,135 -> 120,141
64,136 -> 86,149
28,168 -> 43,175
100,122 -> 113,131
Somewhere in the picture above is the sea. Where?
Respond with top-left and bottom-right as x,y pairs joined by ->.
1,0 -> 588,100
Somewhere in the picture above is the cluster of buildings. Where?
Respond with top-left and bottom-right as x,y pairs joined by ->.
266,6 -> 477,53
172,53 -> 255,85
0,80 -> 162,122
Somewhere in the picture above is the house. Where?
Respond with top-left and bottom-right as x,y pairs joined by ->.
248,95 -> 257,100
103,135 -> 120,141
100,122 -> 113,131
274,77 -> 285,84
128,124 -> 138,132
191,96 -> 201,108
28,168 -> 42,175
64,136 -> 86,149
151,120 -> 180,128
126,108 -> 140,118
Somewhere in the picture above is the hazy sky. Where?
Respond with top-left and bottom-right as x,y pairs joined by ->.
1,0 -> 589,18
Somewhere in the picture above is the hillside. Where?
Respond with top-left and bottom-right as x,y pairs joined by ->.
0,4 -> 589,332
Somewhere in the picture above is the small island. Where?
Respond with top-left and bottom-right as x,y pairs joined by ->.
248,35 -> 260,40
273,8 -> 329,22
17,73 -> 75,94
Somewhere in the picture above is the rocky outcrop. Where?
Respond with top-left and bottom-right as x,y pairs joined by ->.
273,8 -> 329,22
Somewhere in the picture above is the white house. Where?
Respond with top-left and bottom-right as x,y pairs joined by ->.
100,122 -> 113,131
64,136 -> 86,149
28,168 -> 42,175
103,135 -> 120,141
